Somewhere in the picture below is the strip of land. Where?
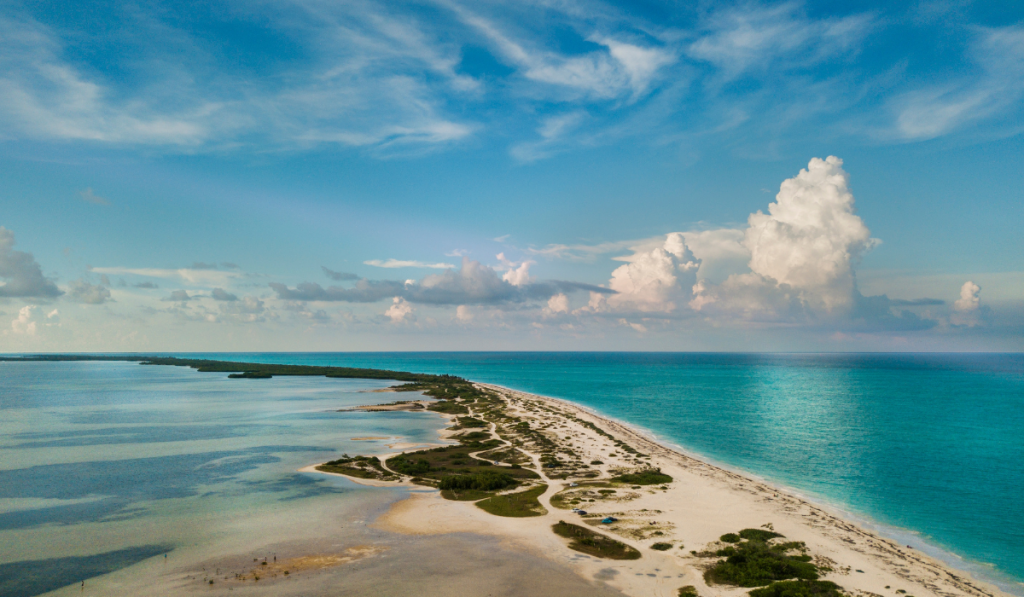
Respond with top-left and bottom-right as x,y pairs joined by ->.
313,378 -> 1015,597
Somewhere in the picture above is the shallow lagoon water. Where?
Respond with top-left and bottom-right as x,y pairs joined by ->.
0,361 -> 446,596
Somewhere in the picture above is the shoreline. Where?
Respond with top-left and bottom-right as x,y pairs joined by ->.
476,383 -> 1022,597
307,380 -> 1017,597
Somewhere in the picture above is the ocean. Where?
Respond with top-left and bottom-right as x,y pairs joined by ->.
1,353 -> 1022,596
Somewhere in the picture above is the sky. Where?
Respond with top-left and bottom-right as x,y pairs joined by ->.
1,0 -> 1022,352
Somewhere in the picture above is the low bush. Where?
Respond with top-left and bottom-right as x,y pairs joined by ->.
749,580 -> 846,597
438,471 -> 517,491
552,521 -> 641,560
740,528 -> 783,542
651,543 -> 673,551
476,485 -> 547,517
612,469 -> 673,485
703,533 -> 818,587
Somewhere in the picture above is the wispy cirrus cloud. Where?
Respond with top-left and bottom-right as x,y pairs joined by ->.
90,267 -> 242,287
364,259 -> 455,269
886,25 -> 1024,140
0,0 -> 1019,162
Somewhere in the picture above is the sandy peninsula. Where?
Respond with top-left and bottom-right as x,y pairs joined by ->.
307,381 -> 1014,597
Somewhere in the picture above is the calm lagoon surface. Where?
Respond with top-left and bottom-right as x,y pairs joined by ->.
1,353 -> 1022,596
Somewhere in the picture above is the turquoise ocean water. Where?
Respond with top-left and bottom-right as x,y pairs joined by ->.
1,353 -> 1022,596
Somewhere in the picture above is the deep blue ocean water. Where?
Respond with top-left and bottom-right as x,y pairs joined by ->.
178,352 -> 1024,592
1,353 -> 1022,596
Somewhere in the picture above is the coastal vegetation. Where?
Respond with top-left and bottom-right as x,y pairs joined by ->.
475,485 -> 548,517
699,528 -> 835,593
612,469 -> 673,485
316,455 -> 397,481
552,521 -> 641,560
749,580 -> 847,597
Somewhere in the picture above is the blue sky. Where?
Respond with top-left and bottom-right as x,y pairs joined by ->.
0,0 -> 1021,351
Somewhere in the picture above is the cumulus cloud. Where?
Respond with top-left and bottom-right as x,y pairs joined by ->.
693,157 -> 878,320
210,288 -> 238,301
500,255 -> 534,287
11,305 -> 37,335
604,232 -> 700,313
322,266 -> 358,281
0,227 -> 62,298
67,278 -> 112,304
455,305 -> 473,322
953,281 -> 981,312
951,281 -> 983,327
547,293 -> 570,314
745,156 -> 877,312
385,297 -> 413,323
271,257 -> 612,306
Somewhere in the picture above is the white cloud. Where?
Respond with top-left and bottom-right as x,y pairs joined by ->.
90,267 -> 242,286
11,305 -> 37,335
689,156 -> 885,324
547,293 -> 570,314
889,26 -> 1024,140
743,156 -> 877,312
605,232 -> 700,313
951,281 -> 983,327
0,226 -> 62,298
501,260 -> 534,287
448,4 -> 674,102
455,305 -> 473,321
385,297 -> 413,322
687,4 -> 873,80
364,259 -> 455,269
953,281 -> 981,312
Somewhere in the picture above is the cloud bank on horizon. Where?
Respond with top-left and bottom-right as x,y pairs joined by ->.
2,156 -> 1011,351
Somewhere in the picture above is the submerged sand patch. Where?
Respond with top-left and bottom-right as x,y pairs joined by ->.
196,545 -> 387,587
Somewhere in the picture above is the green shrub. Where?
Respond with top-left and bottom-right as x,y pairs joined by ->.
651,542 -> 673,551
476,485 -> 547,517
704,535 -> 817,587
678,586 -> 698,597
387,456 -> 432,475
458,416 -> 488,428
552,521 -> 641,560
749,580 -> 846,597
721,533 -> 741,543
612,469 -> 673,485
438,471 -> 517,491
739,528 -> 783,542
